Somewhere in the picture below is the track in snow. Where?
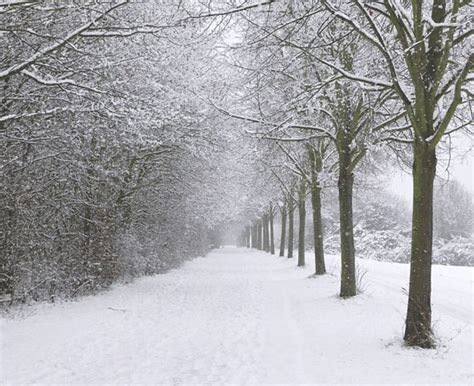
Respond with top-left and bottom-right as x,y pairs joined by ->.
1,247 -> 472,384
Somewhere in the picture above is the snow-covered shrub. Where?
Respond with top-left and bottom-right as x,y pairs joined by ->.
354,226 -> 411,263
320,188 -> 473,267
434,181 -> 473,240
433,237 -> 474,266
323,233 -> 341,255
354,191 -> 410,231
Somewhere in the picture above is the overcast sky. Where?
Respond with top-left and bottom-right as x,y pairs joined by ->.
387,134 -> 473,203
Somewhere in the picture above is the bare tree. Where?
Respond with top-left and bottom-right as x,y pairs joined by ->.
322,0 -> 473,348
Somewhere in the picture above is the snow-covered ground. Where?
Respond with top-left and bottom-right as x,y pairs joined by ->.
1,247 -> 472,385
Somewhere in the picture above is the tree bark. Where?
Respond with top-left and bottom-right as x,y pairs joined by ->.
298,179 -> 306,267
257,221 -> 262,250
338,150 -> 356,297
311,182 -> 326,275
270,206 -> 275,255
279,204 -> 287,257
263,214 -> 270,252
246,226 -> 251,248
288,204 -> 294,258
404,142 -> 437,348
251,224 -> 258,249
308,145 -> 326,275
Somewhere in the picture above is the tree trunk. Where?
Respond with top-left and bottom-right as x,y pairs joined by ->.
404,142 -> 436,348
279,204 -> 287,257
263,214 -> 269,252
310,153 -> 326,274
298,179 -> 306,267
288,204 -> 294,258
246,226 -> 251,248
270,207 -> 275,255
257,221 -> 262,250
338,153 -> 356,297
311,182 -> 326,275
251,224 -> 258,249
307,142 -> 326,274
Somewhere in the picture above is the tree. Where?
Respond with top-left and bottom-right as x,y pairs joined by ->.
297,175 -> 307,267
287,195 -> 296,259
278,201 -> 287,257
322,0 -> 473,348
269,202 -> 276,254
307,141 -> 328,275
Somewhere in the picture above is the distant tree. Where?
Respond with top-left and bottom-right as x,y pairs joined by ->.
278,201 -> 287,257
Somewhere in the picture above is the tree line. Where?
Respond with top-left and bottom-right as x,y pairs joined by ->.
0,1 -> 249,303
231,0 -> 472,349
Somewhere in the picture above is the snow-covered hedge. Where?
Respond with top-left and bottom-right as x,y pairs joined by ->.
354,226 -> 411,264
433,237 -> 474,266
325,229 -> 473,267
319,187 -> 474,267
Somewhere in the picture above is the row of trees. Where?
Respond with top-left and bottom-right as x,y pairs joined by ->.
232,0 -> 472,348
238,203 -> 276,255
0,1 -> 258,302
241,179 -> 473,265
1,0 -> 471,350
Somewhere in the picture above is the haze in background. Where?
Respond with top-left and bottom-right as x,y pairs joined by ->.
387,135 -> 473,203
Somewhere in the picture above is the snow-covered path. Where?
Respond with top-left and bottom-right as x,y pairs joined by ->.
1,247 -> 473,385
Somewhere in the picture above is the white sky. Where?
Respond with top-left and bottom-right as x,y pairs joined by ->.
387,136 -> 473,203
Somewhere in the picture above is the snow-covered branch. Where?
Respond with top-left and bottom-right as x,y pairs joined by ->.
21,70 -> 105,94
0,0 -> 129,80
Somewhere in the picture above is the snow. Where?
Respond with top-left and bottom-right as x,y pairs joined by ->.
0,1 -> 128,81
1,247 -> 472,385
